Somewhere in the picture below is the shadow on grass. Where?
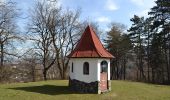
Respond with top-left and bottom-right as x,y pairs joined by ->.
9,85 -> 78,95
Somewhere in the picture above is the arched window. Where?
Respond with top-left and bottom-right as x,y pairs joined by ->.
71,62 -> 74,73
83,62 -> 89,75
101,61 -> 108,73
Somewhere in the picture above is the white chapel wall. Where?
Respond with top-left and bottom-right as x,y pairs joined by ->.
69,58 -> 98,83
69,58 -> 111,83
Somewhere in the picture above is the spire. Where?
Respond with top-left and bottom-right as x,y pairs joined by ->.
68,25 -> 114,58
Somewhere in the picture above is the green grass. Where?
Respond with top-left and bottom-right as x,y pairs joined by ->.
0,80 -> 170,100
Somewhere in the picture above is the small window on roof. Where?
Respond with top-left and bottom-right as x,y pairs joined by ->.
83,62 -> 89,75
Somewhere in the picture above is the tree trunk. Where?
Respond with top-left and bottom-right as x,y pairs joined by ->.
31,65 -> 35,82
0,44 -> 4,66
169,40 -> 170,82
137,70 -> 139,81
147,62 -> 150,82
56,58 -> 63,79
62,70 -> 67,79
162,22 -> 169,82
165,49 -> 170,82
162,67 -> 165,83
147,31 -> 150,82
43,70 -> 47,81
116,65 -> 119,79
152,68 -> 155,83
110,62 -> 115,80
123,58 -> 126,80
164,36 -> 169,82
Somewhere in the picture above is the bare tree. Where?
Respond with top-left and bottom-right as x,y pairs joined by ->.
50,9 -> 81,79
0,1 -> 20,66
29,0 -> 96,80
28,0 -> 59,80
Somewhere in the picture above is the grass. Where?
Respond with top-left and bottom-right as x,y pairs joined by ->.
0,80 -> 170,100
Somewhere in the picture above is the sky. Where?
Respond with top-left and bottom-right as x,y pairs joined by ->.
1,0 -> 157,57
12,0 -> 156,33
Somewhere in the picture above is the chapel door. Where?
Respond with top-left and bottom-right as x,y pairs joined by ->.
100,61 -> 108,92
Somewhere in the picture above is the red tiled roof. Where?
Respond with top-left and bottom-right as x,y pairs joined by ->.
68,25 -> 114,58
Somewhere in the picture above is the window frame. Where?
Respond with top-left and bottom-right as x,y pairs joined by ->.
83,62 -> 89,75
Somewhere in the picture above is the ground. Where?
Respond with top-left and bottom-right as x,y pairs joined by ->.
0,80 -> 170,100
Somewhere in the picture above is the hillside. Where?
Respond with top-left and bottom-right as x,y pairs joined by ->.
0,80 -> 170,100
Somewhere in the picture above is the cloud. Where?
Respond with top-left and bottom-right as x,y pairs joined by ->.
129,0 -> 156,18
0,0 -> 5,3
96,16 -> 110,23
105,0 -> 119,11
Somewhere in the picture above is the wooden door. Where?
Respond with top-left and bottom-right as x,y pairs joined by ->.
100,72 -> 107,91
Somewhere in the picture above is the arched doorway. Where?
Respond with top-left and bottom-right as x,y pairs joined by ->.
100,61 -> 108,91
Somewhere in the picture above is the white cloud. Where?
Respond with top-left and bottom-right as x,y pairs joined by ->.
96,16 -> 110,23
105,0 -> 119,11
0,0 -> 5,2
129,0 -> 156,18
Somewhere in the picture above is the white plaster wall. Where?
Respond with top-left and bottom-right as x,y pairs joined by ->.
69,58 -> 111,83
69,58 -> 98,83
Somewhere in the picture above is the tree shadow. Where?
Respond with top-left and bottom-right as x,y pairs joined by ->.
9,85 -> 77,95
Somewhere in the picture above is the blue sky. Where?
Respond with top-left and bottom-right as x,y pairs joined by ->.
2,0 -> 156,56
12,0 -> 156,33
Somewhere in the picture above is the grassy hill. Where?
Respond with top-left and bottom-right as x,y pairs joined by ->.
0,80 -> 170,100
